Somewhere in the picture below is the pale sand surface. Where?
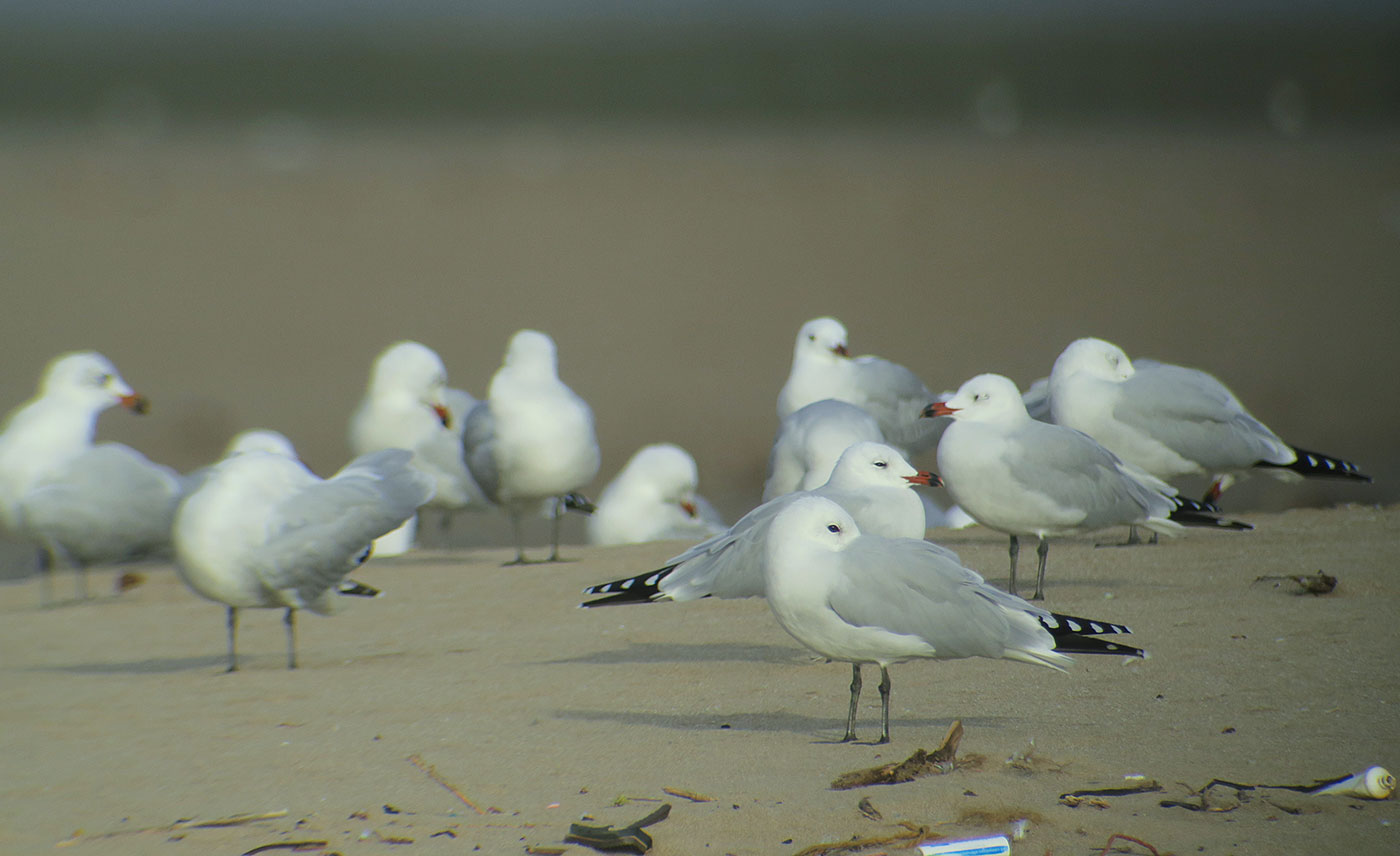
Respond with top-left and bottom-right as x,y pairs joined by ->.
2,504 -> 1396,855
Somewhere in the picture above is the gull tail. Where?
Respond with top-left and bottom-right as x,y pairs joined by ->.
580,565 -> 677,607
1256,446 -> 1372,483
563,492 -> 597,515
1040,612 -> 1145,658
338,579 -> 382,598
1167,496 -> 1253,531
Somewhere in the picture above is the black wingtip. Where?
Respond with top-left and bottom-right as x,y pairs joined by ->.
580,565 -> 675,606
1168,497 -> 1253,531
563,492 -> 597,515
337,579 -> 382,598
1257,447 -> 1373,483
1039,612 -> 1146,658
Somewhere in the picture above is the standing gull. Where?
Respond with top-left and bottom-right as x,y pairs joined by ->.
0,351 -> 179,604
588,443 -> 727,546
582,441 -> 937,605
1047,337 -> 1371,505
763,497 -> 1143,744
463,329 -> 600,564
777,317 -> 944,455
172,448 -> 434,672
925,373 -> 1250,600
349,341 -> 486,554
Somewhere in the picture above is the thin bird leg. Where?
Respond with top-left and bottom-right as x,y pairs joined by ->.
504,513 -> 529,566
1032,536 -> 1049,601
876,666 -> 892,745
226,606 -> 239,673
842,663 -> 863,742
548,495 -> 564,562
37,548 -> 53,608
1007,535 -> 1020,596
284,608 -> 297,670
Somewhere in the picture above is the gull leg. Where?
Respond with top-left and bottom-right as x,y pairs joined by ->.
548,495 -> 564,562
1007,535 -> 1020,596
1032,536 -> 1049,601
842,663 -> 862,742
504,512 -> 529,566
284,608 -> 298,670
876,666 -> 892,745
37,548 -> 53,608
226,606 -> 239,673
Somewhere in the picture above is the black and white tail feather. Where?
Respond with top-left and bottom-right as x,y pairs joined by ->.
337,579 -> 381,598
580,565 -> 680,606
1040,611 -> 1145,658
1167,496 -> 1253,531
1257,446 -> 1372,483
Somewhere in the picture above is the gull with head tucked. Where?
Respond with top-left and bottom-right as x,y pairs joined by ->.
588,443 -> 726,546
173,448 -> 434,672
1047,336 -> 1371,505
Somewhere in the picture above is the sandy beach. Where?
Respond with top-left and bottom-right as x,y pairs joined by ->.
2,503 -> 1396,855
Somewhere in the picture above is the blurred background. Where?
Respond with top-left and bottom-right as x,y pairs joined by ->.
1,1 -> 1397,559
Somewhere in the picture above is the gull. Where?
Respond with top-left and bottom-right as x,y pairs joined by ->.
764,399 -> 885,501
349,341 -> 486,554
1047,337 -> 1372,505
588,443 -> 727,546
0,351 -> 178,604
777,317 -> 944,455
581,441 -> 937,605
172,448 -> 434,672
762,496 -> 1144,743
925,373 -> 1250,600
463,329 -> 600,564
223,428 -> 299,459
764,399 -> 974,530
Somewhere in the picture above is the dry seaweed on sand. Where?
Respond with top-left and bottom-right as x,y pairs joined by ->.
565,803 -> 671,853
1252,570 -> 1338,595
831,720 -> 981,790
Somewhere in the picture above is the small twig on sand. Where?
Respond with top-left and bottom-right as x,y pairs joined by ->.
407,754 -> 501,815
241,841 -> 330,855
1098,832 -> 1163,856
188,810 -> 290,828
661,787 -> 714,802
792,821 -> 930,856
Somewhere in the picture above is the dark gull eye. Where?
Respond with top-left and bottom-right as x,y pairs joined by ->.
827,523 -> 841,533
873,460 -> 886,468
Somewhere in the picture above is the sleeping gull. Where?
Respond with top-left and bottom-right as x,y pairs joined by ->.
1047,337 -> 1371,504
777,317 -> 944,455
588,443 -> 726,546
349,341 -> 486,555
925,373 -> 1250,600
0,351 -> 179,604
463,329 -> 600,564
762,496 -> 1144,743
581,441 -> 937,605
172,448 -> 434,671
764,399 -> 885,501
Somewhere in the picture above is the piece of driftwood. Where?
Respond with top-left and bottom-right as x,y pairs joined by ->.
831,720 -> 964,790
